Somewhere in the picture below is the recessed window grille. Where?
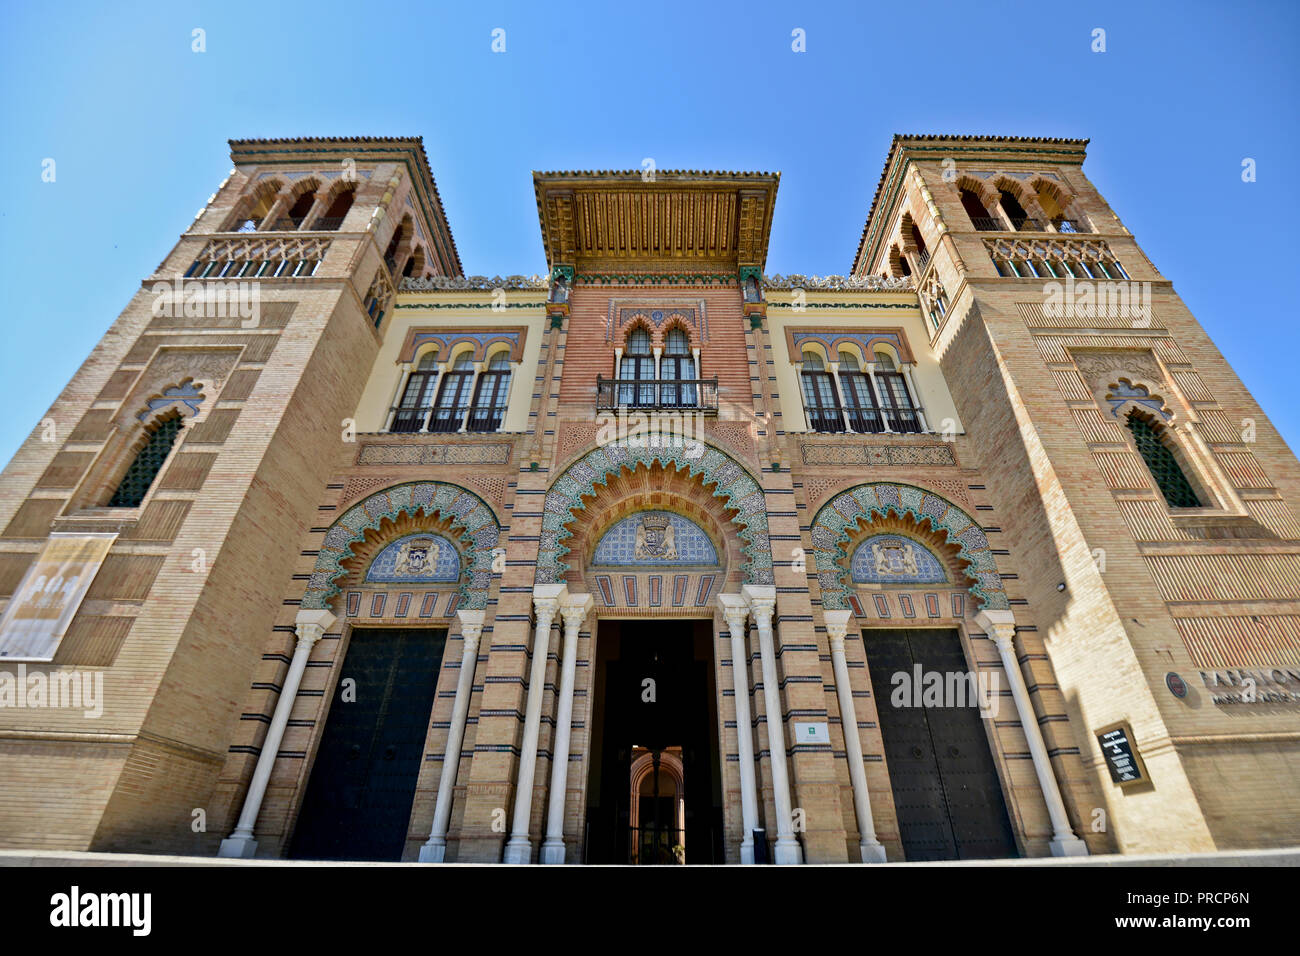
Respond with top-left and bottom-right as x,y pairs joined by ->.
1126,411 -> 1201,508
108,414 -> 183,507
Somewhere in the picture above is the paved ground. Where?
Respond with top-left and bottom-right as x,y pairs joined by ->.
2,846 -> 1297,867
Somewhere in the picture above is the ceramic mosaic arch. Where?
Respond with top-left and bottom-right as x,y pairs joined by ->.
302,481 -> 501,611
537,441 -> 771,585
809,481 -> 1008,611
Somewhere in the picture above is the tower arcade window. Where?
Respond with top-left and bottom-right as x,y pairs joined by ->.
312,187 -> 355,231
1125,411 -> 1202,508
960,189 -> 1000,231
107,413 -> 183,508
998,189 -> 1037,231
276,190 -> 317,231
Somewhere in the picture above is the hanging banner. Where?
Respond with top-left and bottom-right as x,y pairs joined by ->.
0,533 -> 117,661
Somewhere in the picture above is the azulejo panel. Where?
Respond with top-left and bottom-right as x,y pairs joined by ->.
365,532 -> 461,583
303,481 -> 500,611
809,482 -> 1008,611
851,535 -> 947,585
538,440 -> 770,585
593,512 -> 720,567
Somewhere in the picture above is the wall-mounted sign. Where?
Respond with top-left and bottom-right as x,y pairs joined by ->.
1095,721 -> 1148,787
793,721 -> 829,745
0,533 -> 117,661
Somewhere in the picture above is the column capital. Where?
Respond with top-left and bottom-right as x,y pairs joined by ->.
294,608 -> 335,647
532,583 -> 568,623
559,593 -> 594,629
975,609 -> 1017,648
823,608 -> 852,644
457,609 -> 486,652
716,593 -> 750,632
741,584 -> 777,624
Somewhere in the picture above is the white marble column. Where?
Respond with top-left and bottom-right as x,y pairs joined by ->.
976,609 -> 1089,857
218,608 -> 334,858
824,610 -> 887,862
503,584 -> 566,864
742,584 -> 802,865
718,594 -> 760,864
419,609 -> 485,863
541,593 -> 594,864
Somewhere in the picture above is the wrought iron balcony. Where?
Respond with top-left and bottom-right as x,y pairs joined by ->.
970,217 -> 1005,232
312,216 -> 346,231
387,405 -> 506,433
595,376 -> 719,413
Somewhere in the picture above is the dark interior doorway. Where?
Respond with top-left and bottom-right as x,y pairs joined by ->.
289,626 -> 446,861
583,619 -> 723,864
865,627 -> 1018,861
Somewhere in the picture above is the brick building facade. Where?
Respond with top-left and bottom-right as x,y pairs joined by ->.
1,134 -> 1297,863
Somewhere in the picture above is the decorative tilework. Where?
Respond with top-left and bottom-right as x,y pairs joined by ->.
872,594 -> 891,617
808,482 -> 1009,612
592,512 -> 719,566
648,575 -> 662,607
365,533 -> 461,583
1105,380 -> 1170,420
419,593 -> 438,618
696,574 -> 716,606
370,593 -> 387,617
850,535 -> 947,585
925,593 -> 941,618
394,592 -> 412,618
537,441 -> 770,585
899,594 -> 916,618
302,481 -> 500,611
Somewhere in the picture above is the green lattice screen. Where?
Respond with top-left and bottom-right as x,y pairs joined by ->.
1126,411 -> 1201,508
108,414 -> 183,507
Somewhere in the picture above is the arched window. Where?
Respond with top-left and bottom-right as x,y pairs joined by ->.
468,352 -> 512,432
660,328 -> 696,407
1126,411 -> 1201,508
910,223 -> 930,271
619,327 -> 655,407
280,190 -> 316,230
800,350 -> 842,433
227,186 -> 278,233
391,353 -> 439,432
313,186 -> 354,231
839,350 -> 883,433
872,351 -> 921,433
383,217 -> 413,275
108,413 -> 183,507
998,189 -> 1032,230
960,188 -> 998,231
430,354 -> 476,432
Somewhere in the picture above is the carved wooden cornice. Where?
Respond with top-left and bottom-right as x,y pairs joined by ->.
533,170 -> 780,273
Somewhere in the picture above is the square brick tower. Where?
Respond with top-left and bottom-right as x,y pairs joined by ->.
0,137 -> 460,852
853,135 -> 1300,851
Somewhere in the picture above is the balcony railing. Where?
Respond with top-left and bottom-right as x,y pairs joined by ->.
1009,217 -> 1044,232
387,405 -> 505,433
1051,218 -> 1089,234
312,216 -> 346,231
808,405 -> 924,434
269,216 -> 307,231
595,376 -> 719,413
970,217 -> 1005,232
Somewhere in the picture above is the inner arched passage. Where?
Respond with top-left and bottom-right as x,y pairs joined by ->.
302,481 -> 501,611
537,441 -> 772,586
809,482 -> 1009,611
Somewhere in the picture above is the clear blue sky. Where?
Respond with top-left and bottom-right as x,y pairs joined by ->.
2,0 -> 1297,464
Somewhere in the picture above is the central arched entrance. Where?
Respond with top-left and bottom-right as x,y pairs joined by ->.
539,440 -> 766,864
